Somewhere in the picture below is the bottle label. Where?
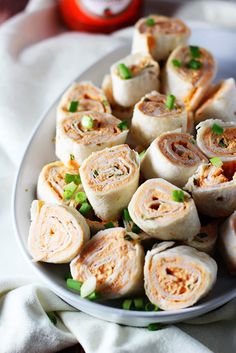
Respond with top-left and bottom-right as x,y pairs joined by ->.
79,0 -> 132,17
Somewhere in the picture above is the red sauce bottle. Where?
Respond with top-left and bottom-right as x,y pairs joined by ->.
59,0 -> 143,33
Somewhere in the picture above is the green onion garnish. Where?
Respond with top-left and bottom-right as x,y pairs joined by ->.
118,63 -> 132,80
93,170 -> 99,177
46,312 -> 57,325
87,291 -> 101,301
172,59 -> 182,67
146,17 -> 156,26
148,323 -> 163,331
134,298 -> 144,310
104,221 -> 115,229
187,59 -> 202,70
166,94 -> 176,110
145,303 -> 159,312
70,154 -> 75,160
63,181 -> 77,200
124,234 -> 133,241
81,115 -> 94,130
102,100 -> 109,107
172,189 -> 185,202
118,120 -> 129,131
211,123 -> 223,135
75,191 -> 87,204
123,208 -> 132,221
79,202 -> 92,216
66,278 -> 82,292
189,45 -> 201,58
190,138 -> 196,144
131,224 -> 141,234
65,173 -> 81,185
69,101 -> 79,112
122,299 -> 132,310
139,150 -> 146,160
210,157 -> 223,168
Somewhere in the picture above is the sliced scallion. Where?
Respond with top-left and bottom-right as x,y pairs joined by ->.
118,120 -> 129,131
146,17 -> 156,26
66,278 -> 82,292
69,101 -> 79,113
122,299 -> 132,310
148,323 -> 163,331
212,123 -> 223,135
46,312 -> 57,325
145,302 -> 159,312
166,94 -> 176,110
172,189 -> 185,203
63,181 -> 77,200
81,115 -> 94,130
131,223 -> 141,234
210,157 -> 223,168
70,154 -> 75,160
134,298 -> 144,310
79,202 -> 92,216
65,173 -> 81,185
172,59 -> 182,68
189,45 -> 201,58
118,63 -> 132,80
187,59 -> 202,70
139,150 -> 146,160
87,291 -> 101,301
75,191 -> 87,204
104,221 -> 115,229
123,208 -> 132,221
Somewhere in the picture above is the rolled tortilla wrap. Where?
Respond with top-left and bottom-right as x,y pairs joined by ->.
131,91 -> 188,147
163,45 -> 216,111
37,161 -> 83,205
80,144 -> 140,220
185,161 -> 236,217
128,178 -> 200,240
111,52 -> 160,107
132,15 -> 190,61
195,78 -> 236,123
141,131 -> 207,186
102,74 -> 134,122
28,200 -> 90,263
70,227 -> 144,299
144,241 -> 217,310
56,111 -> 128,166
57,81 -> 111,121
184,220 -> 218,254
219,212 -> 236,275
196,119 -> 236,162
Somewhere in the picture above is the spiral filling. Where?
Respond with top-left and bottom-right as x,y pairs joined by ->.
158,133 -> 207,166
139,94 -> 183,117
138,17 -> 188,35
201,127 -> 236,156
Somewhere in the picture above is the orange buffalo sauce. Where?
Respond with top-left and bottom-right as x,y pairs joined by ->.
59,0 -> 143,33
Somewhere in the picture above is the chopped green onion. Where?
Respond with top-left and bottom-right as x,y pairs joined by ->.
118,120 -> 129,131
93,170 -> 99,177
131,223 -> 141,234
81,115 -> 94,130
70,154 -> 75,160
139,150 -> 146,160
210,157 -> 223,168
190,138 -> 196,144
46,312 -> 57,325
122,299 -> 132,310
65,173 -> 81,185
172,59 -> 182,67
134,298 -> 144,310
104,221 -> 115,229
79,202 -> 92,216
124,234 -> 133,241
145,303 -> 159,312
87,291 -> 101,301
189,45 -> 201,58
146,17 -> 156,26
66,278 -> 82,292
172,189 -> 185,202
81,276 -> 96,298
166,94 -> 176,110
123,208 -> 132,221
63,181 -> 77,200
187,59 -> 202,70
212,123 -> 223,135
197,232 -> 208,239
75,191 -> 87,204
219,138 -> 227,148
148,323 -> 163,331
69,101 -> 79,113
102,99 -> 109,107
118,63 -> 132,80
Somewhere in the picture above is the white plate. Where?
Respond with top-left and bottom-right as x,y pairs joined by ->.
13,26 -> 236,327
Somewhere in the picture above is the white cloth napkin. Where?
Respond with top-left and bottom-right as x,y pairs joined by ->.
0,1 -> 236,353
